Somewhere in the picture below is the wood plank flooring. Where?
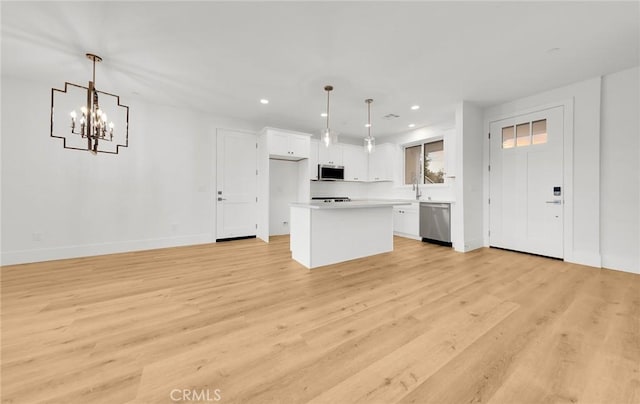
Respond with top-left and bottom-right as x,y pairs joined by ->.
2,236 -> 639,404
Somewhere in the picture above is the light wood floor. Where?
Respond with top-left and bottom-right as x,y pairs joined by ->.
2,236 -> 639,404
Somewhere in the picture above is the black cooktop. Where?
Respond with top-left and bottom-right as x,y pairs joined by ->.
311,197 -> 351,202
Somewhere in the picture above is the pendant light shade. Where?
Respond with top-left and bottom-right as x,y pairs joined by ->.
321,85 -> 338,147
364,98 -> 375,153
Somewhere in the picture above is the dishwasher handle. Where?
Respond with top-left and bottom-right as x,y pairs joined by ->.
420,203 -> 449,209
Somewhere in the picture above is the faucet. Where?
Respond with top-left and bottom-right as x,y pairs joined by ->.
412,174 -> 422,200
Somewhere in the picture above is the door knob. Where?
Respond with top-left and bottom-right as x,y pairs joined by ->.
217,197 -> 227,201
545,200 -> 562,204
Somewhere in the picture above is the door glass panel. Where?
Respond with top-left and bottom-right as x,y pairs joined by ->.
404,145 -> 421,184
532,119 -> 547,144
502,126 -> 515,149
516,122 -> 531,147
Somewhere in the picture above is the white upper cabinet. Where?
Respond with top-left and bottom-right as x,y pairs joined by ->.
368,143 -> 395,181
267,129 -> 310,160
342,144 -> 368,182
289,135 -> 310,158
318,143 -> 343,166
309,140 -> 319,180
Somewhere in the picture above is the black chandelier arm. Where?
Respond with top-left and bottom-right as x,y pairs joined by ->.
50,82 -> 130,154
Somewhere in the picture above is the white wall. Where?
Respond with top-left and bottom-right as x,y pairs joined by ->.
452,101 -> 484,252
310,181 -> 369,199
1,75 -> 258,265
600,66 -> 639,274
269,159 -> 299,235
484,75 -> 604,269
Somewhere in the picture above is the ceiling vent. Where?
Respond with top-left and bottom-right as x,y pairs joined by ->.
382,113 -> 400,120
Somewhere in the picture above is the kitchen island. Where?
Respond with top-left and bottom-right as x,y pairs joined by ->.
289,200 -> 410,269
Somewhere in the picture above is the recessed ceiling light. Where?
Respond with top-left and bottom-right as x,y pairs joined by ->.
411,105 -> 420,110
408,124 -> 416,128
260,99 -> 269,104
320,112 -> 327,117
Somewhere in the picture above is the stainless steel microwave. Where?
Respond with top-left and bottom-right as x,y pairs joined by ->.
318,164 -> 344,181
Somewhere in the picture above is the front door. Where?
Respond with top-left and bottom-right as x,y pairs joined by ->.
216,129 -> 257,241
489,106 -> 564,258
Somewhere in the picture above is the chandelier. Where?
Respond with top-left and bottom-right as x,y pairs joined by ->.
364,98 -> 375,153
320,85 -> 338,147
51,53 -> 129,154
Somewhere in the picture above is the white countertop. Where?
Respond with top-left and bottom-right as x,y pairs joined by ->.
290,200 -> 412,210
382,199 -> 456,204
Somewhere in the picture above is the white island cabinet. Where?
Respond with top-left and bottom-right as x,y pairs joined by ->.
289,201 -> 410,269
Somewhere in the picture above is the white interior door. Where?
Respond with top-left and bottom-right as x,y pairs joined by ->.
489,106 -> 564,258
216,129 -> 257,240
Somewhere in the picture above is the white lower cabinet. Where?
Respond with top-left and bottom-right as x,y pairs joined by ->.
393,204 -> 420,239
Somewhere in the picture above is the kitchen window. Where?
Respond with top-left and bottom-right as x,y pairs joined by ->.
404,139 -> 445,185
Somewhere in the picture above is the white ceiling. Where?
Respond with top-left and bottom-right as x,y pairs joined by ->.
2,1 -> 638,139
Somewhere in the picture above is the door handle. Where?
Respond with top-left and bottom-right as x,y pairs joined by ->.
545,200 -> 562,204
217,197 -> 227,201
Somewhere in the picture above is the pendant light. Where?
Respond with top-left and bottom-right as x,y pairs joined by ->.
321,85 -> 338,147
364,98 -> 375,153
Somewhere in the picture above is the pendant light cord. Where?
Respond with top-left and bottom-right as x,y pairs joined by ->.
365,98 -> 373,139
367,100 -> 371,138
323,85 -> 334,132
326,88 -> 330,130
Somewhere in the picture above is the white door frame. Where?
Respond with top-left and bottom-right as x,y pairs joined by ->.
214,127 -> 258,241
483,98 -> 575,262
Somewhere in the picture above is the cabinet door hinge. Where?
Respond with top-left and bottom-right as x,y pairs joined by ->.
488,165 -> 491,172
256,143 -> 258,149
256,169 -> 258,175
488,132 -> 491,139
256,197 -> 258,202
256,224 -> 258,229
488,198 -> 491,205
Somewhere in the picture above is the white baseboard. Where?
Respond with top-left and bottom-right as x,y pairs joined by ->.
393,232 -> 421,241
454,237 -> 484,253
565,250 -> 602,268
601,254 -> 639,275
0,233 -> 214,266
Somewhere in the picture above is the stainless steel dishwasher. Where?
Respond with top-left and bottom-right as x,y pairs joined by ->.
419,202 -> 451,246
